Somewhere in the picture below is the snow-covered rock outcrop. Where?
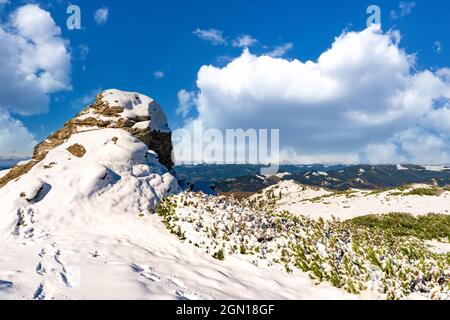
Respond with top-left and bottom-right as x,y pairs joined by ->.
0,89 -> 174,189
0,90 -> 180,234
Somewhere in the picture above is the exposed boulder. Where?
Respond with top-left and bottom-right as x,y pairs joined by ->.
66,144 -> 86,158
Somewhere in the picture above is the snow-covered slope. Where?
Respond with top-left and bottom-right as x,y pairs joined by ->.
0,130 -> 350,299
0,90 -> 353,300
0,203 -> 352,300
250,180 -> 450,220
0,169 -> 10,179
0,128 -> 179,236
155,191 -> 449,300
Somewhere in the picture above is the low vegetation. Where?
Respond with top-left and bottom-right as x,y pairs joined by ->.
347,213 -> 450,242
405,187 -> 443,197
157,193 -> 450,300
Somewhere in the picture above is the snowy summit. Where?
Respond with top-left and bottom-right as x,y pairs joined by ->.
0,90 -> 188,299
0,89 -> 179,222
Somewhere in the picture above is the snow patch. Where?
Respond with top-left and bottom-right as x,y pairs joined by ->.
0,169 -> 10,179
102,89 -> 170,132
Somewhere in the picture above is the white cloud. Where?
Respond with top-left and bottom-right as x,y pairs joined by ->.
0,113 -> 37,159
0,4 -> 71,115
434,41 -> 442,54
176,89 -> 196,118
216,55 -> 233,65
267,42 -> 293,57
95,7 -> 109,25
232,34 -> 257,48
153,71 -> 165,79
176,26 -> 450,165
364,142 -> 406,164
391,1 -> 416,19
193,28 -> 226,45
0,4 -> 71,158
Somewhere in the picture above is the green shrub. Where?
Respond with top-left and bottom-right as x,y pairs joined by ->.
406,187 -> 442,196
347,213 -> 450,241
213,249 -> 225,260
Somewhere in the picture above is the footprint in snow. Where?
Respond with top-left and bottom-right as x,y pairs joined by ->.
131,263 -> 161,282
0,280 -> 14,291
167,276 -> 214,300
175,290 -> 202,300
131,263 -> 147,273
36,262 -> 46,276
33,282 -> 51,300
166,276 -> 187,289
175,289 -> 215,301
36,244 -> 78,289
39,248 -> 46,257
140,271 -> 161,282
54,250 -> 78,288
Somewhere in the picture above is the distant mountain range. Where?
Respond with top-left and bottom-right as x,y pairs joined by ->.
0,159 -> 28,170
174,164 -> 345,195
174,164 -> 345,182
174,164 -> 450,195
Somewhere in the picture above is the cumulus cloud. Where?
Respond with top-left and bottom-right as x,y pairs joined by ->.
0,4 -> 71,115
364,142 -> 406,165
0,4 -> 71,158
95,7 -> 109,25
176,89 -> 196,118
193,28 -> 227,45
0,114 -> 37,159
175,26 -> 450,165
268,42 -> 293,57
232,34 -> 258,48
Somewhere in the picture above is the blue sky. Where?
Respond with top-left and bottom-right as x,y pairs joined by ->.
1,0 -> 450,164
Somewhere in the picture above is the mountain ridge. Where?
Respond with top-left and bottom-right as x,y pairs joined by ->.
174,164 -> 450,196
